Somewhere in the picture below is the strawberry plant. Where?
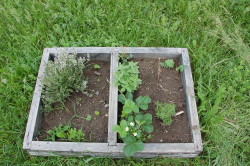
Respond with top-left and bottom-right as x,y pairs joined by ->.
113,54 -> 154,156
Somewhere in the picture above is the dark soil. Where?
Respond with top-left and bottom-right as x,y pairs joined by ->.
37,60 -> 110,142
119,58 -> 192,143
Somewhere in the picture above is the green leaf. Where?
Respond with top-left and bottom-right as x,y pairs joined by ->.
123,99 -> 139,114
135,114 -> 146,125
135,96 -> 151,110
142,125 -> 153,133
123,136 -> 144,156
123,135 -> 136,144
112,125 -> 121,132
56,132 -> 66,138
118,94 -> 126,104
144,114 -> 153,124
94,111 -> 100,116
125,92 -> 133,100
113,120 -> 128,138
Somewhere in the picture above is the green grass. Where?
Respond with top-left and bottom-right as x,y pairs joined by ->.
0,0 -> 249,165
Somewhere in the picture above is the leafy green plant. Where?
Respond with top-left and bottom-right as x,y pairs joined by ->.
42,52 -> 89,113
46,124 -> 85,142
114,61 -> 142,93
155,101 -> 176,125
93,64 -> 101,69
113,95 -> 153,156
160,59 -> 175,68
176,65 -> 186,72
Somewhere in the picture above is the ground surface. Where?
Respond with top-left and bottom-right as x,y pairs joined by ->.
134,58 -> 192,143
38,60 -> 110,142
0,0 -> 249,165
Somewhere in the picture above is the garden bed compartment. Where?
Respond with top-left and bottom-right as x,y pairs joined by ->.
23,47 -> 202,158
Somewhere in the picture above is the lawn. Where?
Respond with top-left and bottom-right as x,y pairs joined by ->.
0,0 -> 249,165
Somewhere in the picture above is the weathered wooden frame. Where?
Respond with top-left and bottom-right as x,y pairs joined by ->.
23,47 -> 202,158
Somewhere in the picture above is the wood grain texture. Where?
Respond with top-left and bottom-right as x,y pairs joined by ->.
107,49 -> 119,145
28,150 -> 198,158
180,48 -> 203,152
23,48 -> 50,149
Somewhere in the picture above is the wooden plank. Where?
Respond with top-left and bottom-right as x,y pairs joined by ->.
30,141 -> 195,154
112,143 -> 196,153
107,49 -> 119,145
28,150 -> 198,158
31,141 -> 109,152
118,47 -> 182,55
180,48 -> 203,152
23,48 -> 50,149
49,47 -> 113,54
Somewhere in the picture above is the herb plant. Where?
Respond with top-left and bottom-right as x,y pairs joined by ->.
160,59 -> 175,68
155,101 -> 176,125
114,61 -> 142,93
46,124 -> 85,142
42,51 -> 89,113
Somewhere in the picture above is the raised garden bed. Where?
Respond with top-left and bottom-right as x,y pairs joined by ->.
23,47 -> 202,157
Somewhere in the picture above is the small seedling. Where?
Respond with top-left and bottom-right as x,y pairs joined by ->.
155,101 -> 176,125
45,124 -> 85,142
93,64 -> 101,69
160,59 -> 175,68
176,65 -> 186,72
85,114 -> 92,121
94,111 -> 100,116
97,78 -> 101,82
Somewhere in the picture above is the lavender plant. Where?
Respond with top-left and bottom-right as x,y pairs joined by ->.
42,51 -> 89,113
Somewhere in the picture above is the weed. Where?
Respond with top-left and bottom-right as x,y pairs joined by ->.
45,124 -> 85,142
176,65 -> 186,72
94,111 -> 100,116
85,114 -> 92,121
160,59 -> 175,68
93,64 -> 101,69
155,102 -> 176,125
